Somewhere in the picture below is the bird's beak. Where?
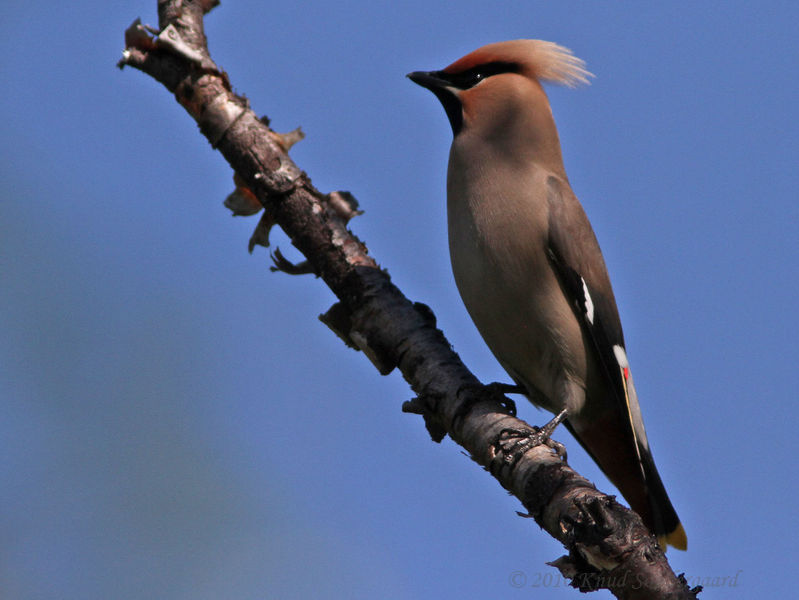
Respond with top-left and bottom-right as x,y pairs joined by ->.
407,70 -> 449,92
407,70 -> 463,135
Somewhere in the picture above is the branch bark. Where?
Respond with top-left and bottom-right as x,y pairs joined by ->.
118,3 -> 699,598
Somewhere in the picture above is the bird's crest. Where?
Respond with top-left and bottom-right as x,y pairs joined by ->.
444,39 -> 593,88
525,40 -> 593,88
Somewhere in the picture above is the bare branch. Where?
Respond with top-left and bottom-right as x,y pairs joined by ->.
118,3 -> 699,598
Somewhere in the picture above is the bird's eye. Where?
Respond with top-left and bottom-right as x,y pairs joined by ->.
446,62 -> 518,90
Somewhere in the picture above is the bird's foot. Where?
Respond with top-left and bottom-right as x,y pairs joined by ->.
452,382 -> 518,427
484,382 -> 527,398
494,409 -> 569,468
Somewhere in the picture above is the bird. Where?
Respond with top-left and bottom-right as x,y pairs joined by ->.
407,39 -> 686,550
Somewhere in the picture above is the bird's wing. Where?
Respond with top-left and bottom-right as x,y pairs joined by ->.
544,176 -> 686,549
544,175 -> 651,468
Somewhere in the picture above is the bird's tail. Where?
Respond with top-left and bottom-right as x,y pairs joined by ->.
638,443 -> 687,550
565,407 -> 687,550
616,353 -> 687,550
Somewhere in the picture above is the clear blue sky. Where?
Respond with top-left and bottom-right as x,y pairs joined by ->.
2,1 -> 797,598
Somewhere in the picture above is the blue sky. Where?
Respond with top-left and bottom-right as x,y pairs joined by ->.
2,1 -> 797,598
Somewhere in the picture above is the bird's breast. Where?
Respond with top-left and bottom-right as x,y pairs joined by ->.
446,149 -> 588,411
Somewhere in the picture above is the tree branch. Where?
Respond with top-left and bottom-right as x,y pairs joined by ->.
118,3 -> 699,598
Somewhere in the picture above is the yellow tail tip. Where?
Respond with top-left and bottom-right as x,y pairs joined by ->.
658,523 -> 688,551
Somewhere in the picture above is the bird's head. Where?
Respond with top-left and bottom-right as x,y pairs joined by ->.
408,40 -> 592,170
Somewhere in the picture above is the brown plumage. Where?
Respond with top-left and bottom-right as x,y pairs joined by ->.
409,40 -> 686,550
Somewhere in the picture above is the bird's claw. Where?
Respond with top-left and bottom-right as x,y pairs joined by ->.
494,409 -> 569,468
453,382 -> 517,426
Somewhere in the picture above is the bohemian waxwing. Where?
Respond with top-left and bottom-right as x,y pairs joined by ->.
408,39 -> 686,550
